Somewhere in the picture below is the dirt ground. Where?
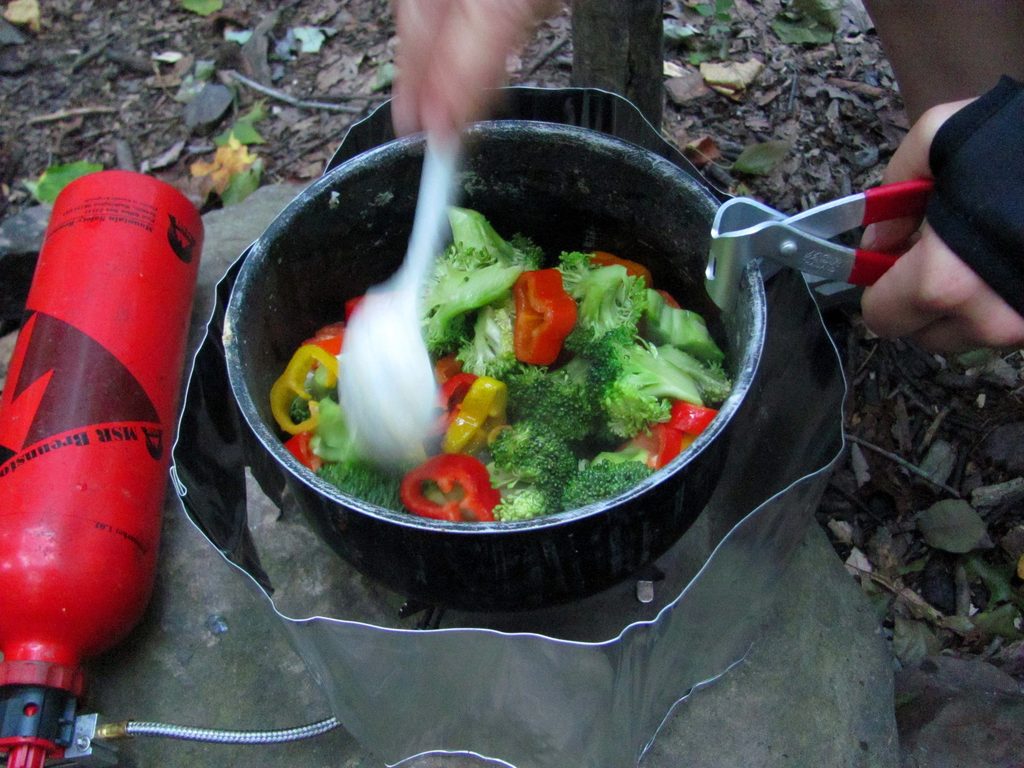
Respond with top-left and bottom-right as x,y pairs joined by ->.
1,0 -> 1022,681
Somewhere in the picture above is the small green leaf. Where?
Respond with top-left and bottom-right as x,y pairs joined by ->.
220,158 -> 262,205
24,161 -> 104,203
372,62 -> 395,93
965,554 -> 1017,606
771,17 -> 834,44
664,21 -> 701,44
972,604 -> 1023,640
215,121 -> 264,146
292,26 -> 329,54
917,500 -> 991,554
893,616 -> 941,666
731,140 -> 790,176
899,556 -> 929,575
794,0 -> 841,30
214,103 -> 268,146
182,0 -> 222,16
687,50 -> 712,65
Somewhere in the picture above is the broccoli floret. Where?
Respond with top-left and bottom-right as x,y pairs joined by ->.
504,364 -> 598,443
421,208 -> 543,357
642,289 -> 725,364
561,460 -> 653,509
654,345 -> 732,405
455,298 -> 522,380
309,397 -> 361,464
602,342 -> 705,438
488,421 -> 578,492
558,251 -> 647,339
317,460 -> 403,511
446,207 -> 543,271
289,396 -> 311,425
493,485 -> 558,522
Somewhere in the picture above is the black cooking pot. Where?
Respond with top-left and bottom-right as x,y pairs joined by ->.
223,119 -> 766,611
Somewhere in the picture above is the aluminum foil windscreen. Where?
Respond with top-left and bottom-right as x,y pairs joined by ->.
172,89 -> 846,768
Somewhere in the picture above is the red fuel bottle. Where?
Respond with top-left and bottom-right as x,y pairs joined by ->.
0,171 -> 202,767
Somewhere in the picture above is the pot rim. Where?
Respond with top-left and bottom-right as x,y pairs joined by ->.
224,120 -> 767,535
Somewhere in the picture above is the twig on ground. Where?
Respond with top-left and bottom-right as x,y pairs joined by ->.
521,30 -> 570,79
846,433 -> 961,497
27,106 -> 118,125
224,70 -> 382,114
70,40 -> 110,73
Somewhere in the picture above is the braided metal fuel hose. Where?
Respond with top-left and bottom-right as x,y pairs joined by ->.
96,716 -> 340,744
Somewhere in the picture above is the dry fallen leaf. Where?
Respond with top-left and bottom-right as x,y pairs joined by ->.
190,135 -> 258,195
699,59 -> 764,99
3,0 -> 41,32
683,135 -> 721,168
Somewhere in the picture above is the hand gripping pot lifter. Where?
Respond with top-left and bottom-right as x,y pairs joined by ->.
0,171 -> 202,768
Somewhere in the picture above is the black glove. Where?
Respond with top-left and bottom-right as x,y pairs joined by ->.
927,75 -> 1024,316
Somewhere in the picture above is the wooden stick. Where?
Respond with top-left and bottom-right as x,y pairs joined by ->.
224,70 -> 382,114
846,433 -> 961,497
27,106 -> 118,125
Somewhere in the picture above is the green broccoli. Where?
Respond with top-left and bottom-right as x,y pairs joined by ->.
557,251 -> 647,339
561,460 -> 653,509
641,289 -> 725,364
421,208 -> 543,356
504,364 -> 598,443
655,345 -> 732,405
601,341 -> 705,438
317,459 -> 403,511
493,485 -> 558,522
488,421 -> 578,492
446,207 -> 543,270
309,397 -> 360,464
455,298 -> 522,380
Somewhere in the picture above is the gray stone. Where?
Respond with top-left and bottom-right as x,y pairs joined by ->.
0,203 -> 50,254
0,18 -> 26,46
979,422 -> 1024,474
640,525 -> 899,768
183,83 -> 235,133
896,656 -> 1024,768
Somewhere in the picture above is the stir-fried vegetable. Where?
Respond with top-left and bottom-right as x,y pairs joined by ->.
270,208 -> 732,522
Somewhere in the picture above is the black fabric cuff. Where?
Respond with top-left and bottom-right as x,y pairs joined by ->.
926,76 -> 1024,318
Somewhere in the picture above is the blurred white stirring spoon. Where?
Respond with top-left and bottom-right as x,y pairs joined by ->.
338,139 -> 459,466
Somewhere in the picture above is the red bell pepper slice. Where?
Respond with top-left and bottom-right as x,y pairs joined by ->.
345,296 -> 364,321
284,432 -> 323,472
400,454 -> 500,522
434,354 -> 463,384
591,251 -> 653,288
668,401 -> 719,436
656,289 -> 681,309
624,423 -> 685,469
428,372 -> 478,438
302,321 -> 345,356
513,268 -> 577,366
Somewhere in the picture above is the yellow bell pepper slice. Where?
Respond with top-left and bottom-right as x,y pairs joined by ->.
442,376 -> 507,455
270,343 -> 339,435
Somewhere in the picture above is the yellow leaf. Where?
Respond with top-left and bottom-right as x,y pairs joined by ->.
699,59 -> 764,98
4,0 -> 41,32
190,135 -> 257,196
1018,553 -> 1024,581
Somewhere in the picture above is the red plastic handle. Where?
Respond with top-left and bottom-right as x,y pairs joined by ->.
849,248 -> 901,285
861,178 -> 934,225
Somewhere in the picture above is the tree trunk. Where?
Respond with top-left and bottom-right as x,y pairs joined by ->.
570,0 -> 664,127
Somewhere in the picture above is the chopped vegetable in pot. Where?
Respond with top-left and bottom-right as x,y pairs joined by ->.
269,207 -> 730,522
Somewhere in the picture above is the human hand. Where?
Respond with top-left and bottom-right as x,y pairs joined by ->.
391,0 -> 554,141
860,100 -> 1024,352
